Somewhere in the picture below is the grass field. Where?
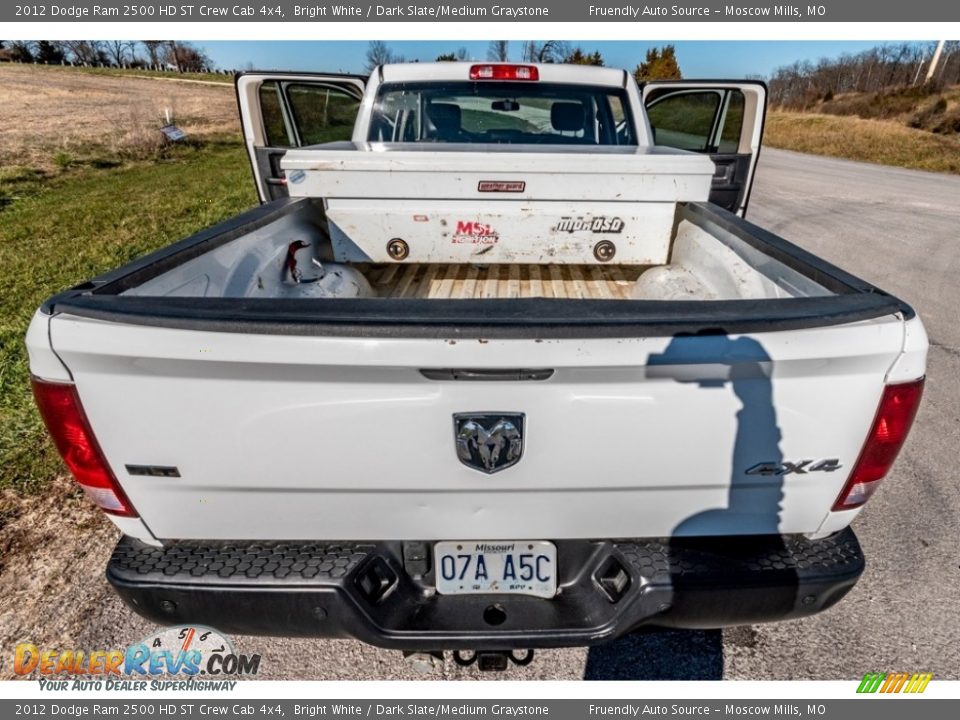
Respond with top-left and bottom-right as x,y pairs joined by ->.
0,64 -> 237,172
0,63 -> 255,499
62,65 -> 235,85
0,140 -> 255,496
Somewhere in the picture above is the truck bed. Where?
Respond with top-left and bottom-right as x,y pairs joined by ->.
105,199 -> 835,305
367,264 -> 644,299
27,194 -> 925,543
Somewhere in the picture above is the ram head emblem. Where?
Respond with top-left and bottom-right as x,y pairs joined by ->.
453,413 -> 525,474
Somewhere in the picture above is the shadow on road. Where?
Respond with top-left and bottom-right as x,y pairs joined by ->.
585,334 -> 785,680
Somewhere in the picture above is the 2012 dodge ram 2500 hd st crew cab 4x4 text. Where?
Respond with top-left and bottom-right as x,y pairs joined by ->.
27,63 -> 926,667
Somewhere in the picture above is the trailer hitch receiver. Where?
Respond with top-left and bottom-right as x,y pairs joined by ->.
453,649 -> 535,672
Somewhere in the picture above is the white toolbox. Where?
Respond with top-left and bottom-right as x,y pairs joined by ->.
282,144 -> 715,265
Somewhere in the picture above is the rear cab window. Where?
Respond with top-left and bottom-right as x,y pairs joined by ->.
367,81 -> 638,145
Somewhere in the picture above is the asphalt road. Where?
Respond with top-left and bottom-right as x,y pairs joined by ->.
5,149 -> 958,682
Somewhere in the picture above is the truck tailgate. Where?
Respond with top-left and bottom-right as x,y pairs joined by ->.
48,312 -> 906,541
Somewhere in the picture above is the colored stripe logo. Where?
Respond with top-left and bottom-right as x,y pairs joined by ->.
857,672 -> 933,693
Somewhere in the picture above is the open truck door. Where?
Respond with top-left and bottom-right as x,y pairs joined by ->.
642,80 -> 766,216
236,72 -> 366,203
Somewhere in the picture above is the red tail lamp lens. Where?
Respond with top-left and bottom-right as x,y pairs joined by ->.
31,377 -> 137,517
833,378 -> 924,511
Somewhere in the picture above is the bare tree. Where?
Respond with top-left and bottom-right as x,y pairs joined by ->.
768,42 -> 941,109
6,40 -> 35,62
365,41 -> 398,72
522,41 -> 570,64
105,40 -> 133,66
487,41 -> 509,62
61,40 -> 105,66
142,41 -> 165,69
942,41 -> 960,84
456,47 -> 469,61
164,41 -> 211,72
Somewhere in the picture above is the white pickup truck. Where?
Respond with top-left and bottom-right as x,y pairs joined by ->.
27,62 -> 927,670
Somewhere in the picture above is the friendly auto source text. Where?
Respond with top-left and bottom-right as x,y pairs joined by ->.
588,5 -> 818,17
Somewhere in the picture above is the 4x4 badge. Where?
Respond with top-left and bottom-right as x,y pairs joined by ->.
454,413 -> 525,474
745,459 -> 842,476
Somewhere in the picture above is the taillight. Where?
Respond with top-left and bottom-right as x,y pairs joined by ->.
469,64 -> 539,81
833,378 -> 924,511
31,377 -> 137,517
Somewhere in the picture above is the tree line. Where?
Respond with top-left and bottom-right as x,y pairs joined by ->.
2,38 -> 688,82
0,40 -> 213,72
769,42 -> 960,109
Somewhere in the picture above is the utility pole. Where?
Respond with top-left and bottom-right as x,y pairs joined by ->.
925,40 -> 946,83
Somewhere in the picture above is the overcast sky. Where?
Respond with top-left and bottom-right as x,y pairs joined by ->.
201,40 -> 903,78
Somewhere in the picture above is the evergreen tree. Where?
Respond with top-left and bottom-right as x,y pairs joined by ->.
565,48 -> 604,66
634,45 -> 683,82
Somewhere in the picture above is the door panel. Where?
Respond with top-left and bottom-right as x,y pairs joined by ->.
642,81 -> 766,216
236,72 -> 366,203
706,153 -> 751,213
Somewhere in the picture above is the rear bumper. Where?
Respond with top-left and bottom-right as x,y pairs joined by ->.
108,529 -> 864,650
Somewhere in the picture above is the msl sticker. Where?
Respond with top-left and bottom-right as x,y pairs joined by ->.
553,216 -> 625,234
452,221 -> 499,244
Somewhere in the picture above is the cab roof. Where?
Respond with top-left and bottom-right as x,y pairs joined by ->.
377,62 -> 630,88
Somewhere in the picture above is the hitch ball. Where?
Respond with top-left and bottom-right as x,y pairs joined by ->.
387,238 -> 410,261
402,651 -> 443,674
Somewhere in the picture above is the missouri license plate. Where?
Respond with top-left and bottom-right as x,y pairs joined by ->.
434,541 -> 557,598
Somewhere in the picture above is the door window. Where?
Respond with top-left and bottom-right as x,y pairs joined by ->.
287,84 -> 360,145
257,81 -> 361,148
717,91 -> 745,154
646,88 -> 746,154
258,81 -> 291,147
646,91 -> 721,151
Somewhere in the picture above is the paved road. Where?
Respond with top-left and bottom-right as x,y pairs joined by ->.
5,149 -> 957,681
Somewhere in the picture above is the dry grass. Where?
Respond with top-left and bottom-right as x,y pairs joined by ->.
765,111 -> 960,174
0,476 -> 125,662
811,84 -> 960,130
0,64 -> 238,171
